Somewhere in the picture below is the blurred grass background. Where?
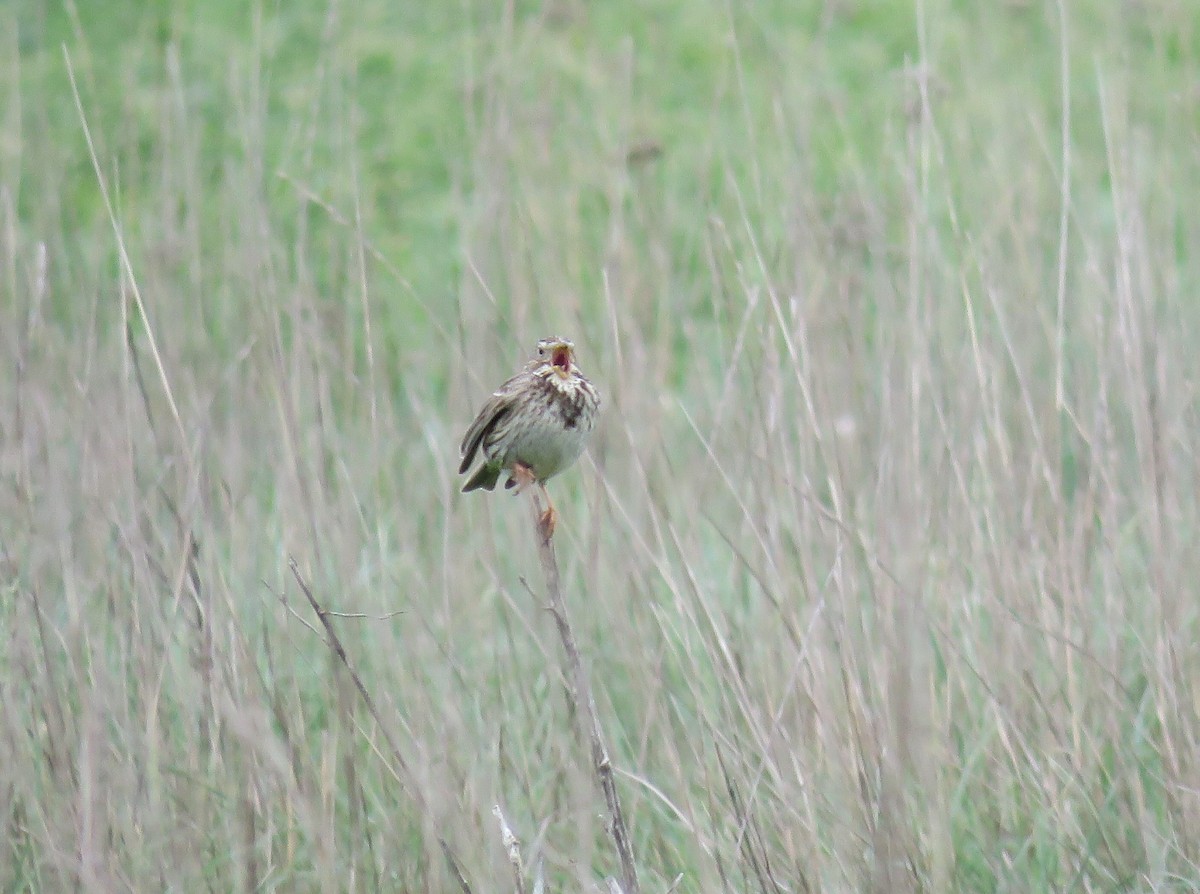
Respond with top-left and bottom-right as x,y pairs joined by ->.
4,0 -> 1200,891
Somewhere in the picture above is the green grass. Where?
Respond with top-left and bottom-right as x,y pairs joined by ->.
3,0 -> 1200,891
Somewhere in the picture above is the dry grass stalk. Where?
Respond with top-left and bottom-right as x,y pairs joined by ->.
288,558 -> 473,894
525,489 -> 638,894
492,804 -> 528,894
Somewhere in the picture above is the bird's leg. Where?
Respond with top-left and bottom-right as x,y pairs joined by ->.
537,480 -> 557,540
507,463 -> 556,538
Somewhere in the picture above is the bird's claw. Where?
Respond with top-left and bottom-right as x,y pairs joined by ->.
507,462 -> 536,494
538,505 -> 558,540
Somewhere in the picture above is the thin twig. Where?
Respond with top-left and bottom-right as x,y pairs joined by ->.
524,493 -> 639,894
287,557 -> 472,894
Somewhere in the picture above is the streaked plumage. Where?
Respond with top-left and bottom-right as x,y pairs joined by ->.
459,337 -> 599,534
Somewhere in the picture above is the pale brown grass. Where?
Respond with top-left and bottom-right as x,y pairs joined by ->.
3,4 -> 1200,893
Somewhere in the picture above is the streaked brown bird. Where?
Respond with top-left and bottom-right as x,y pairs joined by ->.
459,336 -> 600,537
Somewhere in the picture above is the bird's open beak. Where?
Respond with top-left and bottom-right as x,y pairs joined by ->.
551,346 -> 571,377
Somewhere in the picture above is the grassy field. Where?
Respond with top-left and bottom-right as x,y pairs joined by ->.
4,0 -> 1200,891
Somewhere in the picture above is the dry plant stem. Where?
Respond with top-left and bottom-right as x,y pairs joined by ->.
526,492 -> 639,894
492,805 -> 528,894
288,558 -> 472,894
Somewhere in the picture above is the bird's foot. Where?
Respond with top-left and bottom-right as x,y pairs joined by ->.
506,462 -> 537,494
538,504 -> 558,540
536,480 -> 558,540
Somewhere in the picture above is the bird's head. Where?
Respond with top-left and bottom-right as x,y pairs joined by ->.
536,337 -> 576,379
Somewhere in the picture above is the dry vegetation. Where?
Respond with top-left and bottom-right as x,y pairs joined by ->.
3,2 -> 1200,892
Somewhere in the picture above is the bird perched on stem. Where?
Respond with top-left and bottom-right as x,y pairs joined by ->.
459,337 -> 600,538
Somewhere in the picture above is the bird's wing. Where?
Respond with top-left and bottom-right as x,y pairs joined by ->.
458,373 -> 524,473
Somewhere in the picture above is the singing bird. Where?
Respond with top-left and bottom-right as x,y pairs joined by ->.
459,337 -> 600,536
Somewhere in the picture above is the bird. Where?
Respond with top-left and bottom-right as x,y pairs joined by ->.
459,336 -> 600,537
